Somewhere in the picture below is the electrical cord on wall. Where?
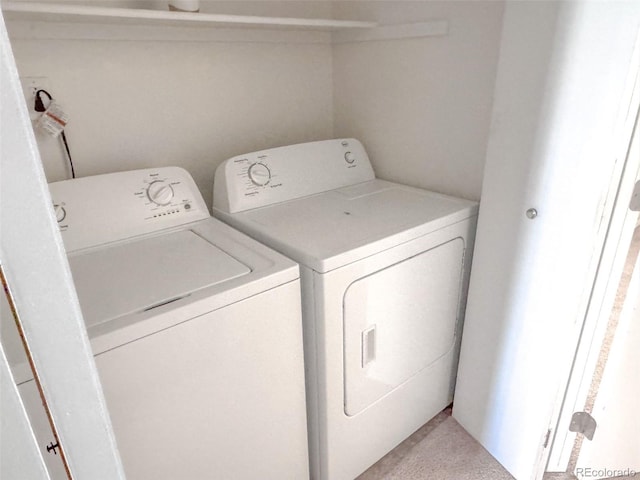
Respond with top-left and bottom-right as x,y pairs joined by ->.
35,89 -> 76,179
59,131 -> 75,179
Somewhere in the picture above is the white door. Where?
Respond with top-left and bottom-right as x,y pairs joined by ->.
561,115 -> 640,478
574,221 -> 640,479
547,95 -> 640,476
453,3 -> 640,480
0,10 -> 124,479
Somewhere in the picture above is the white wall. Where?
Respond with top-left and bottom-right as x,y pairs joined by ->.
332,1 -> 504,201
7,1 -> 504,207
7,1 -> 334,210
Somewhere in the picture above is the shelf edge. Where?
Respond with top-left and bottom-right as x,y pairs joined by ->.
2,2 -> 378,30
332,20 -> 449,44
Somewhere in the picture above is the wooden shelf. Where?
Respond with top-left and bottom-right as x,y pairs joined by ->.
1,2 -> 378,30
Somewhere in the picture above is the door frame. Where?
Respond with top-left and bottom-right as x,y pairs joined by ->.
0,10 -> 125,479
546,32 -> 640,473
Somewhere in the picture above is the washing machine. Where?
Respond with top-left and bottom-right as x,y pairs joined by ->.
0,167 -> 309,479
212,139 -> 479,480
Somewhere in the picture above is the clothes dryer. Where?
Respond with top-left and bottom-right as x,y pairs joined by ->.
213,139 -> 479,479
1,167 -> 308,480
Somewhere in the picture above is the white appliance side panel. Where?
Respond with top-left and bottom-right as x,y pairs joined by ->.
26,281 -> 309,480
343,238 -> 464,416
68,230 -> 250,327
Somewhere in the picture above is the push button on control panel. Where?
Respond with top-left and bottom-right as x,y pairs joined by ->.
345,151 -> 356,164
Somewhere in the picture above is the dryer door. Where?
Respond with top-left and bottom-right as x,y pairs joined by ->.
343,238 -> 464,416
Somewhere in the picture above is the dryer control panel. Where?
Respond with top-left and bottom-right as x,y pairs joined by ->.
49,167 -> 209,252
213,138 -> 375,214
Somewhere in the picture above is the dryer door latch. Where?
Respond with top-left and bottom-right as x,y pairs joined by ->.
362,325 -> 376,367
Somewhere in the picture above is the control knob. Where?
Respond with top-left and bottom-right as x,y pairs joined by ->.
248,163 -> 271,187
147,180 -> 174,206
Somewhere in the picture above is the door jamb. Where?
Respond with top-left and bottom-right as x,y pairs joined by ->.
547,35 -> 640,472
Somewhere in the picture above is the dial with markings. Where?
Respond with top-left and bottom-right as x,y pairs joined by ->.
147,180 -> 174,206
248,162 -> 271,187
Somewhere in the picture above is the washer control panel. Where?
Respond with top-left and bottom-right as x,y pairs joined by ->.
213,138 -> 375,214
49,167 -> 209,252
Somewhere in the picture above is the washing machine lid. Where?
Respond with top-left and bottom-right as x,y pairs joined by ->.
68,229 -> 251,328
218,179 -> 478,273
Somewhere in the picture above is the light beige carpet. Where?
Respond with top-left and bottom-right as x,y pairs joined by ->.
375,416 -> 515,480
359,411 -> 579,480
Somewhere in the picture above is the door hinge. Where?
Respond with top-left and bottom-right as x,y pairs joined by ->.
569,411 -> 597,440
630,180 -> 640,211
543,429 -> 552,448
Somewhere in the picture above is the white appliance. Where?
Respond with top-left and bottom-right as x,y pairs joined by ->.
1,167 -> 309,479
212,139 -> 479,479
